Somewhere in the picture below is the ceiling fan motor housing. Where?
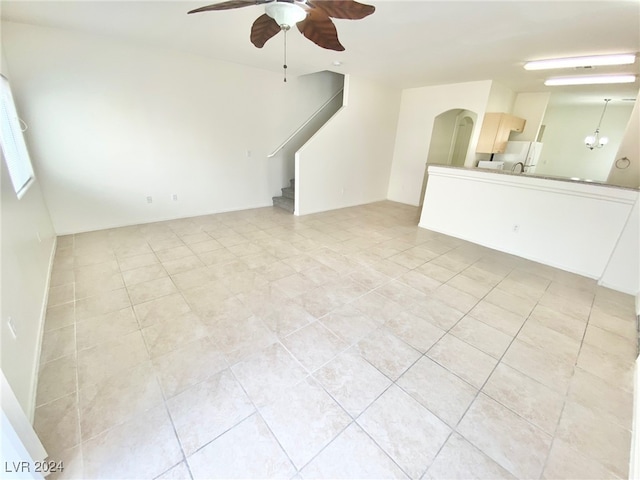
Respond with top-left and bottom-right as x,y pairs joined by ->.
188,0 -> 376,51
265,2 -> 307,28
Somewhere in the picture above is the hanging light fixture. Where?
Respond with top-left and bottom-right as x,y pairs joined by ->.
264,2 -> 307,82
585,99 -> 611,150
265,2 -> 307,28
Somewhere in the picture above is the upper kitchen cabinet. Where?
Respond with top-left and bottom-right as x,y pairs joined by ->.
476,113 -> 526,153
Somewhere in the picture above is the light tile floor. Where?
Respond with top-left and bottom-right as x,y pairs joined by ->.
34,201 -> 637,479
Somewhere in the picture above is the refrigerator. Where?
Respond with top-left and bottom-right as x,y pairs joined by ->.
492,141 -> 543,174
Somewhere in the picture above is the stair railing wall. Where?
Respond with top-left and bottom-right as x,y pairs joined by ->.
267,88 -> 344,159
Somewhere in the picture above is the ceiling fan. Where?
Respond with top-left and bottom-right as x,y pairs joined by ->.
187,0 -> 376,52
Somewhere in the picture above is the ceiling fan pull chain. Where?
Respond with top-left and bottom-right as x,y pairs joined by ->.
283,26 -> 288,83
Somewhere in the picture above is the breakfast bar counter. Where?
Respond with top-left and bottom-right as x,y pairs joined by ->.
473,165 -> 640,191
420,165 -> 639,294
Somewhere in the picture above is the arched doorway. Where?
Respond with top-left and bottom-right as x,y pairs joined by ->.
451,116 -> 474,166
419,109 -> 477,207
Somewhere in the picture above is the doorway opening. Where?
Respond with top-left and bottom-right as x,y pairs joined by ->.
419,109 -> 477,207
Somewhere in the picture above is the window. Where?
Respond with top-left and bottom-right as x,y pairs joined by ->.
0,74 -> 34,199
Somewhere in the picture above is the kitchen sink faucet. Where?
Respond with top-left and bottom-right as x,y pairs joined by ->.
512,162 -> 525,173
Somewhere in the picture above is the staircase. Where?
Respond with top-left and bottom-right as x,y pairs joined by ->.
268,83 -> 344,215
272,178 -> 295,213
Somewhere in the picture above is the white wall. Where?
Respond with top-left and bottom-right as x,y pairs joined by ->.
536,102 -> 634,182
601,99 -> 640,295
1,22 -> 342,234
295,75 -> 400,216
271,83 -> 344,189
511,92 -> 551,142
608,98 -> 640,189
1,52 -> 56,419
599,198 -> 640,295
475,81 -> 519,164
420,166 -> 639,288
387,80 -> 493,206
485,81 -> 516,113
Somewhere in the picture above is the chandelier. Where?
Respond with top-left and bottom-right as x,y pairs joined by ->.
585,99 -> 611,150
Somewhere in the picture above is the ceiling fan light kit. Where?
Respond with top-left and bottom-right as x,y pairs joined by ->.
188,0 -> 375,82
265,2 -> 307,29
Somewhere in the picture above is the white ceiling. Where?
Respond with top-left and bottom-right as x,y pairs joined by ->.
2,0 -> 639,105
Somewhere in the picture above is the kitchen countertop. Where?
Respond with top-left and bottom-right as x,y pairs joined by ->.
433,165 -> 640,191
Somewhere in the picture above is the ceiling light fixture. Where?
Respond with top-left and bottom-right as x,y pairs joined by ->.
524,53 -> 636,70
264,2 -> 308,83
585,99 -> 611,150
544,74 -> 636,86
265,2 -> 307,29
188,0 -> 375,83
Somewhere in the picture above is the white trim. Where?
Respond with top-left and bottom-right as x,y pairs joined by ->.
1,371 -> 47,474
28,237 -> 57,422
597,279 -> 639,297
295,197 -> 390,217
429,166 -> 639,205
0,75 -> 35,200
267,88 -> 344,158
51,202 -> 274,236
1,411 -> 45,479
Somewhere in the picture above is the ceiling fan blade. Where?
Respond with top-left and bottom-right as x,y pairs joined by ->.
251,14 -> 281,48
307,0 -> 375,20
297,8 -> 344,51
188,0 -> 271,14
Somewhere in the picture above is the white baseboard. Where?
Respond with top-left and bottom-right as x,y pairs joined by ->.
27,236 -> 57,422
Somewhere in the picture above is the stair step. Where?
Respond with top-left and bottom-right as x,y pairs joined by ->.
281,186 -> 294,199
272,196 -> 294,213
289,178 -> 295,189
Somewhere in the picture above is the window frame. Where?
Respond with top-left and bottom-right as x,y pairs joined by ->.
0,73 -> 35,199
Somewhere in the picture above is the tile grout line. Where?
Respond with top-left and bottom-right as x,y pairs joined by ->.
37,204 -> 635,480
71,232 -> 84,477
536,287 -> 599,479
417,263 -> 546,478
224,366 -> 300,476
264,237 -> 547,478
444,272 -> 604,479
121,238 -> 192,480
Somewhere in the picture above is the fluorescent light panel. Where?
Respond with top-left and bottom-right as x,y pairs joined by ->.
544,74 -> 637,86
525,54 -> 636,70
